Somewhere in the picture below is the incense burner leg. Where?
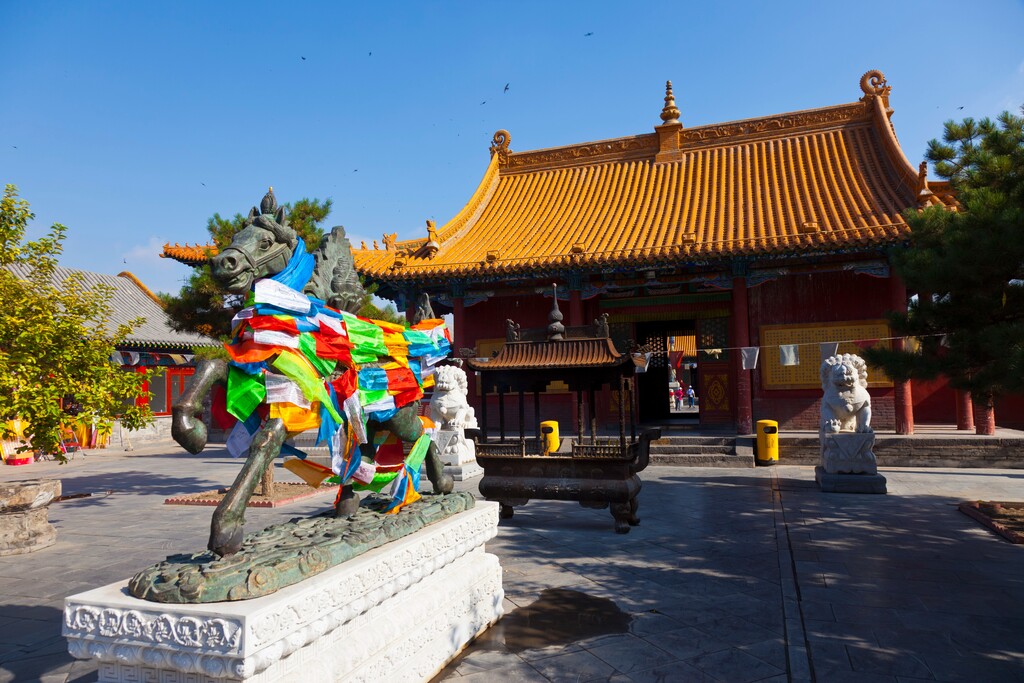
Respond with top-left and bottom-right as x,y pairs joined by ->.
610,502 -> 632,534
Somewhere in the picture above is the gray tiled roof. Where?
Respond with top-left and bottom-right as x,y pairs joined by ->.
5,265 -> 219,349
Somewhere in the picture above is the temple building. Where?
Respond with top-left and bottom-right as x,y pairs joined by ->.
164,71 -> 1019,434
352,70 -> 962,435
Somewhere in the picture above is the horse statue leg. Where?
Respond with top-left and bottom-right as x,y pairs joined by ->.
171,358 -> 228,454
334,422 -> 380,518
209,418 -> 288,557
386,404 -> 454,495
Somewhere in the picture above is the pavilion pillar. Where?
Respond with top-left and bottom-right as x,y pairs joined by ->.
956,390 -> 974,431
732,274 -> 753,435
889,275 -> 914,434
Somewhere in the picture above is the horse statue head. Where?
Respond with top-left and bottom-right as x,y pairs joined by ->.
210,188 -> 298,294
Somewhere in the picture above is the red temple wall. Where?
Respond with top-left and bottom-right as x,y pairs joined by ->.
747,271 -> 899,430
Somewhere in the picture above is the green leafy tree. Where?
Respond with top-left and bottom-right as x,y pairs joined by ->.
864,109 -> 1024,431
165,196 -> 406,340
0,185 -> 154,461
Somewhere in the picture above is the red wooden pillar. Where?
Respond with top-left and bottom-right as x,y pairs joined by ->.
973,394 -> 996,435
732,276 -> 753,435
955,390 -> 974,431
452,295 -> 465,352
569,290 -> 583,327
889,275 -> 914,434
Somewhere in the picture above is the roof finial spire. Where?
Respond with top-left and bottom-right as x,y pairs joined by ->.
547,283 -> 565,341
660,80 -> 680,125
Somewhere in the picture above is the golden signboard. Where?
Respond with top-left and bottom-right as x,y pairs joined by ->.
759,320 -> 893,390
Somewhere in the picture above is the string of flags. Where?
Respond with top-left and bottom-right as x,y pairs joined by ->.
698,333 -> 949,370
217,238 -> 452,514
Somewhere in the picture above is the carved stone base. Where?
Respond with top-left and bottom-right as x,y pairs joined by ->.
436,429 -> 482,480
65,502 -> 503,682
0,479 -> 60,556
820,432 -> 878,474
815,466 -> 888,494
445,461 -> 483,481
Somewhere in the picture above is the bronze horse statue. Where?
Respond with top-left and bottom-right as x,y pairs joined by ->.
172,189 -> 453,558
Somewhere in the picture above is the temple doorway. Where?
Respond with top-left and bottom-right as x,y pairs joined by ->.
635,321 -> 698,423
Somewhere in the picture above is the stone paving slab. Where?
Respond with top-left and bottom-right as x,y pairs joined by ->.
1,443 -> 1022,682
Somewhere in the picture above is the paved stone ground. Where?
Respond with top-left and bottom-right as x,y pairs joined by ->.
1,443 -> 1022,682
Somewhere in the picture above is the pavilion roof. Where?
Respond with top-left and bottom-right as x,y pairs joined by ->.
353,71 -> 954,285
161,243 -> 218,266
466,337 -> 627,372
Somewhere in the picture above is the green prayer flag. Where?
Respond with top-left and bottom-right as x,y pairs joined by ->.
226,366 -> 266,422
299,332 -> 337,377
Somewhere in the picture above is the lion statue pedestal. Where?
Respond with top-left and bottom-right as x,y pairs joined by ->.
815,354 -> 887,494
429,366 -> 483,481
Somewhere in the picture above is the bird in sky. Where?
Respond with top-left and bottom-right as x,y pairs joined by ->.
201,182 -> 206,186
353,169 -> 358,172
504,83 -> 509,93
301,56 -> 306,61
368,51 -> 372,57
584,32 -> 594,37
480,100 -> 486,105
957,106 -> 964,110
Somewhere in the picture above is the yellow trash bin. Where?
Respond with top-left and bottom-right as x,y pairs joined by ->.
756,420 -> 779,465
540,420 -> 560,455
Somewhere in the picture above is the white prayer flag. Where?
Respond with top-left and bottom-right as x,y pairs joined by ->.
343,392 -> 367,444
741,347 -> 760,370
315,313 -> 347,336
779,344 -> 800,367
264,372 -> 311,408
819,342 -> 839,360
226,419 -> 258,459
253,329 -> 301,349
254,279 -> 312,314
364,395 -> 397,414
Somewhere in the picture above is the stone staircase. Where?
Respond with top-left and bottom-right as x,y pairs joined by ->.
648,435 -> 754,468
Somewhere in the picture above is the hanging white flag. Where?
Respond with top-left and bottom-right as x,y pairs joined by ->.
819,342 -> 839,360
779,344 -> 800,367
741,347 -> 760,370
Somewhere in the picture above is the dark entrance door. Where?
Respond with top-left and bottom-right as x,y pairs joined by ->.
635,321 -> 697,422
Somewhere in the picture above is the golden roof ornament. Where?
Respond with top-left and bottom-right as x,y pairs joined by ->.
424,219 -> 440,258
490,130 -> 512,166
660,81 -> 681,125
859,69 -> 892,106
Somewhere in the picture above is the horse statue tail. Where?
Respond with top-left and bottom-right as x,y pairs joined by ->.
305,225 -> 366,314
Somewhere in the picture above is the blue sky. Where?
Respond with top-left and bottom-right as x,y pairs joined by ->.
2,1 -> 1022,295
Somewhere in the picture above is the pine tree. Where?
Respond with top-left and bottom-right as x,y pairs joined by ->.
864,108 -> 1024,433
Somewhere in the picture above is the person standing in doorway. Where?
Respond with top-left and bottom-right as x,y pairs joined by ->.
673,386 -> 684,411
686,385 -> 696,408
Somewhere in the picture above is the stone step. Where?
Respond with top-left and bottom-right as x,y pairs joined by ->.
650,453 -> 755,468
649,444 -> 735,455
652,436 -> 736,447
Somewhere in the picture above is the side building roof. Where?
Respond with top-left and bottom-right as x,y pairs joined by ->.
5,265 -> 219,350
352,70 -> 953,287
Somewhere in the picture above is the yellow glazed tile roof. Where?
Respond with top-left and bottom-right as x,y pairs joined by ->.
354,71 -> 939,283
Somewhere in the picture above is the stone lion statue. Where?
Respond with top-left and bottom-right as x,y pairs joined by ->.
820,354 -> 872,434
430,365 -> 478,430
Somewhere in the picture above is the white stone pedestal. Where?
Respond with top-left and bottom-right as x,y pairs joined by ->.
435,429 -> 483,481
64,502 -> 503,683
